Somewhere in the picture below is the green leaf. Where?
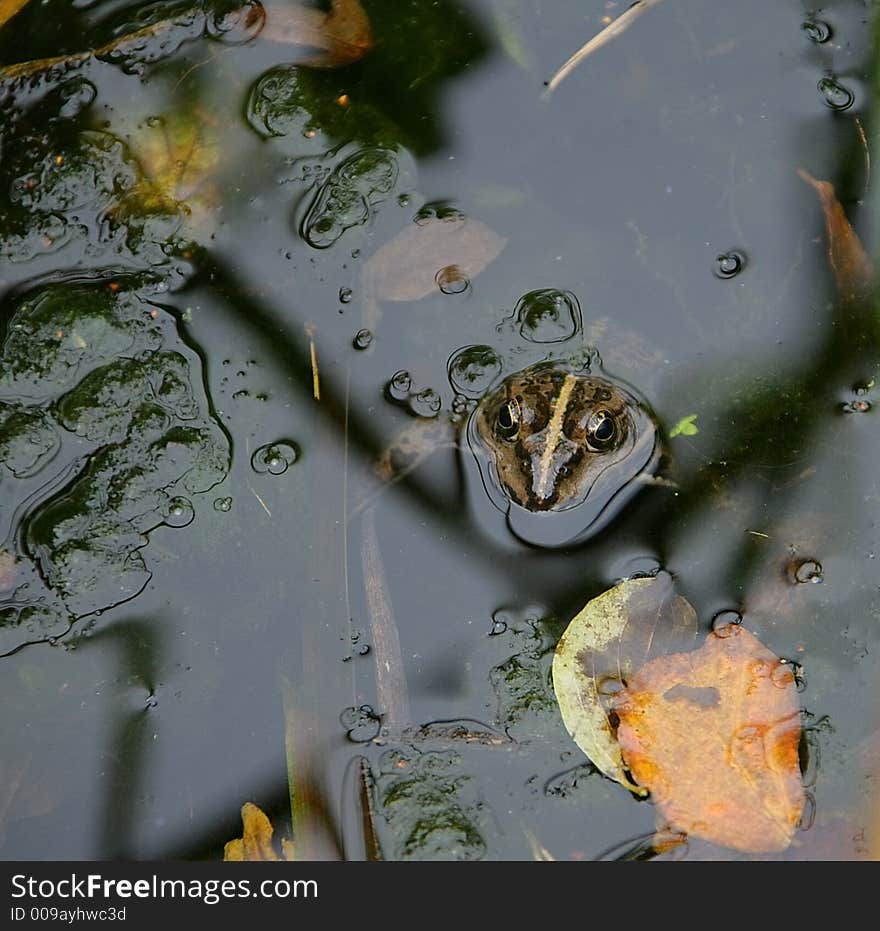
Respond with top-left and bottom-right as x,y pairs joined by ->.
669,414 -> 698,437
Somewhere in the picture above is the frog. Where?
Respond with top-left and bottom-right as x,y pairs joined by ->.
466,358 -> 660,547
365,287 -> 665,548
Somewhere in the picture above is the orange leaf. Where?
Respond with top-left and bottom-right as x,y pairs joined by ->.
261,0 -> 372,67
613,625 -> 804,853
798,168 -> 873,301
0,0 -> 31,32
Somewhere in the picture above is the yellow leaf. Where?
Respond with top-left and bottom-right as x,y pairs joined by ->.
223,802 -> 294,861
613,625 -> 804,853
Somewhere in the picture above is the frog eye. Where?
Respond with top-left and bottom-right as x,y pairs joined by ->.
586,409 -> 617,449
496,398 -> 521,440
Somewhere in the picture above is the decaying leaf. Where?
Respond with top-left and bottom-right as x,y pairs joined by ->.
0,548 -> 17,592
798,168 -> 873,301
613,625 -> 804,853
0,0 -> 30,32
551,574 -> 698,792
0,755 -> 60,847
112,111 -> 220,240
361,212 -> 506,329
223,802 -> 295,861
0,11 -> 198,82
261,0 -> 372,67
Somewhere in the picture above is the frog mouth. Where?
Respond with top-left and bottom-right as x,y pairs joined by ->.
464,399 -> 661,548
504,430 -> 660,548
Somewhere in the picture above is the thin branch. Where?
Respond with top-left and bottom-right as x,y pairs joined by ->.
544,0 -> 665,97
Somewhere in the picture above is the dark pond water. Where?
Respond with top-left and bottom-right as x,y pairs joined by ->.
1,0 -> 878,860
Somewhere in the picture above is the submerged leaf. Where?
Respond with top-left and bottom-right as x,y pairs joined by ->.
361,211 -> 506,330
551,574 -> 698,791
798,168 -> 873,301
224,802 -> 295,861
113,111 -> 221,241
613,625 -> 804,853
261,0 -> 372,67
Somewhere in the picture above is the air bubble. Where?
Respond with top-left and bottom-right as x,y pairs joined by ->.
207,0 -> 266,44
409,388 -> 441,418
213,496 -> 233,512
711,610 -> 743,636
447,345 -> 502,399
251,441 -> 299,475
353,328 -> 373,350
339,704 -> 381,742
351,329 -> 373,349
802,20 -> 832,44
435,265 -> 470,295
339,287 -> 353,303
818,76 -> 854,111
791,558 -> 823,584
842,399 -> 871,413
596,674 -> 626,697
514,288 -> 582,343
713,250 -> 746,279
164,496 -> 195,528
387,370 -> 412,402
490,618 -> 508,636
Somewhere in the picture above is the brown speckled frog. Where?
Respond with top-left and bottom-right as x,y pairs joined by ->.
371,289 -> 664,548
465,358 -> 661,547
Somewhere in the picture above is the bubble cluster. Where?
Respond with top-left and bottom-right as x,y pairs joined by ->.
340,704 -> 382,742
250,441 -> 299,475
386,371 -> 442,418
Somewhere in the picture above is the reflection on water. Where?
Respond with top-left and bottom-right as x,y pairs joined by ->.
0,0 -> 878,859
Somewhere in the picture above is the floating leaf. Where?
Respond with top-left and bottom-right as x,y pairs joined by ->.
261,0 -> 372,67
224,802 -> 295,861
0,0 -> 30,32
798,168 -> 873,301
613,625 -> 804,853
669,414 -> 698,437
551,574 -> 698,791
